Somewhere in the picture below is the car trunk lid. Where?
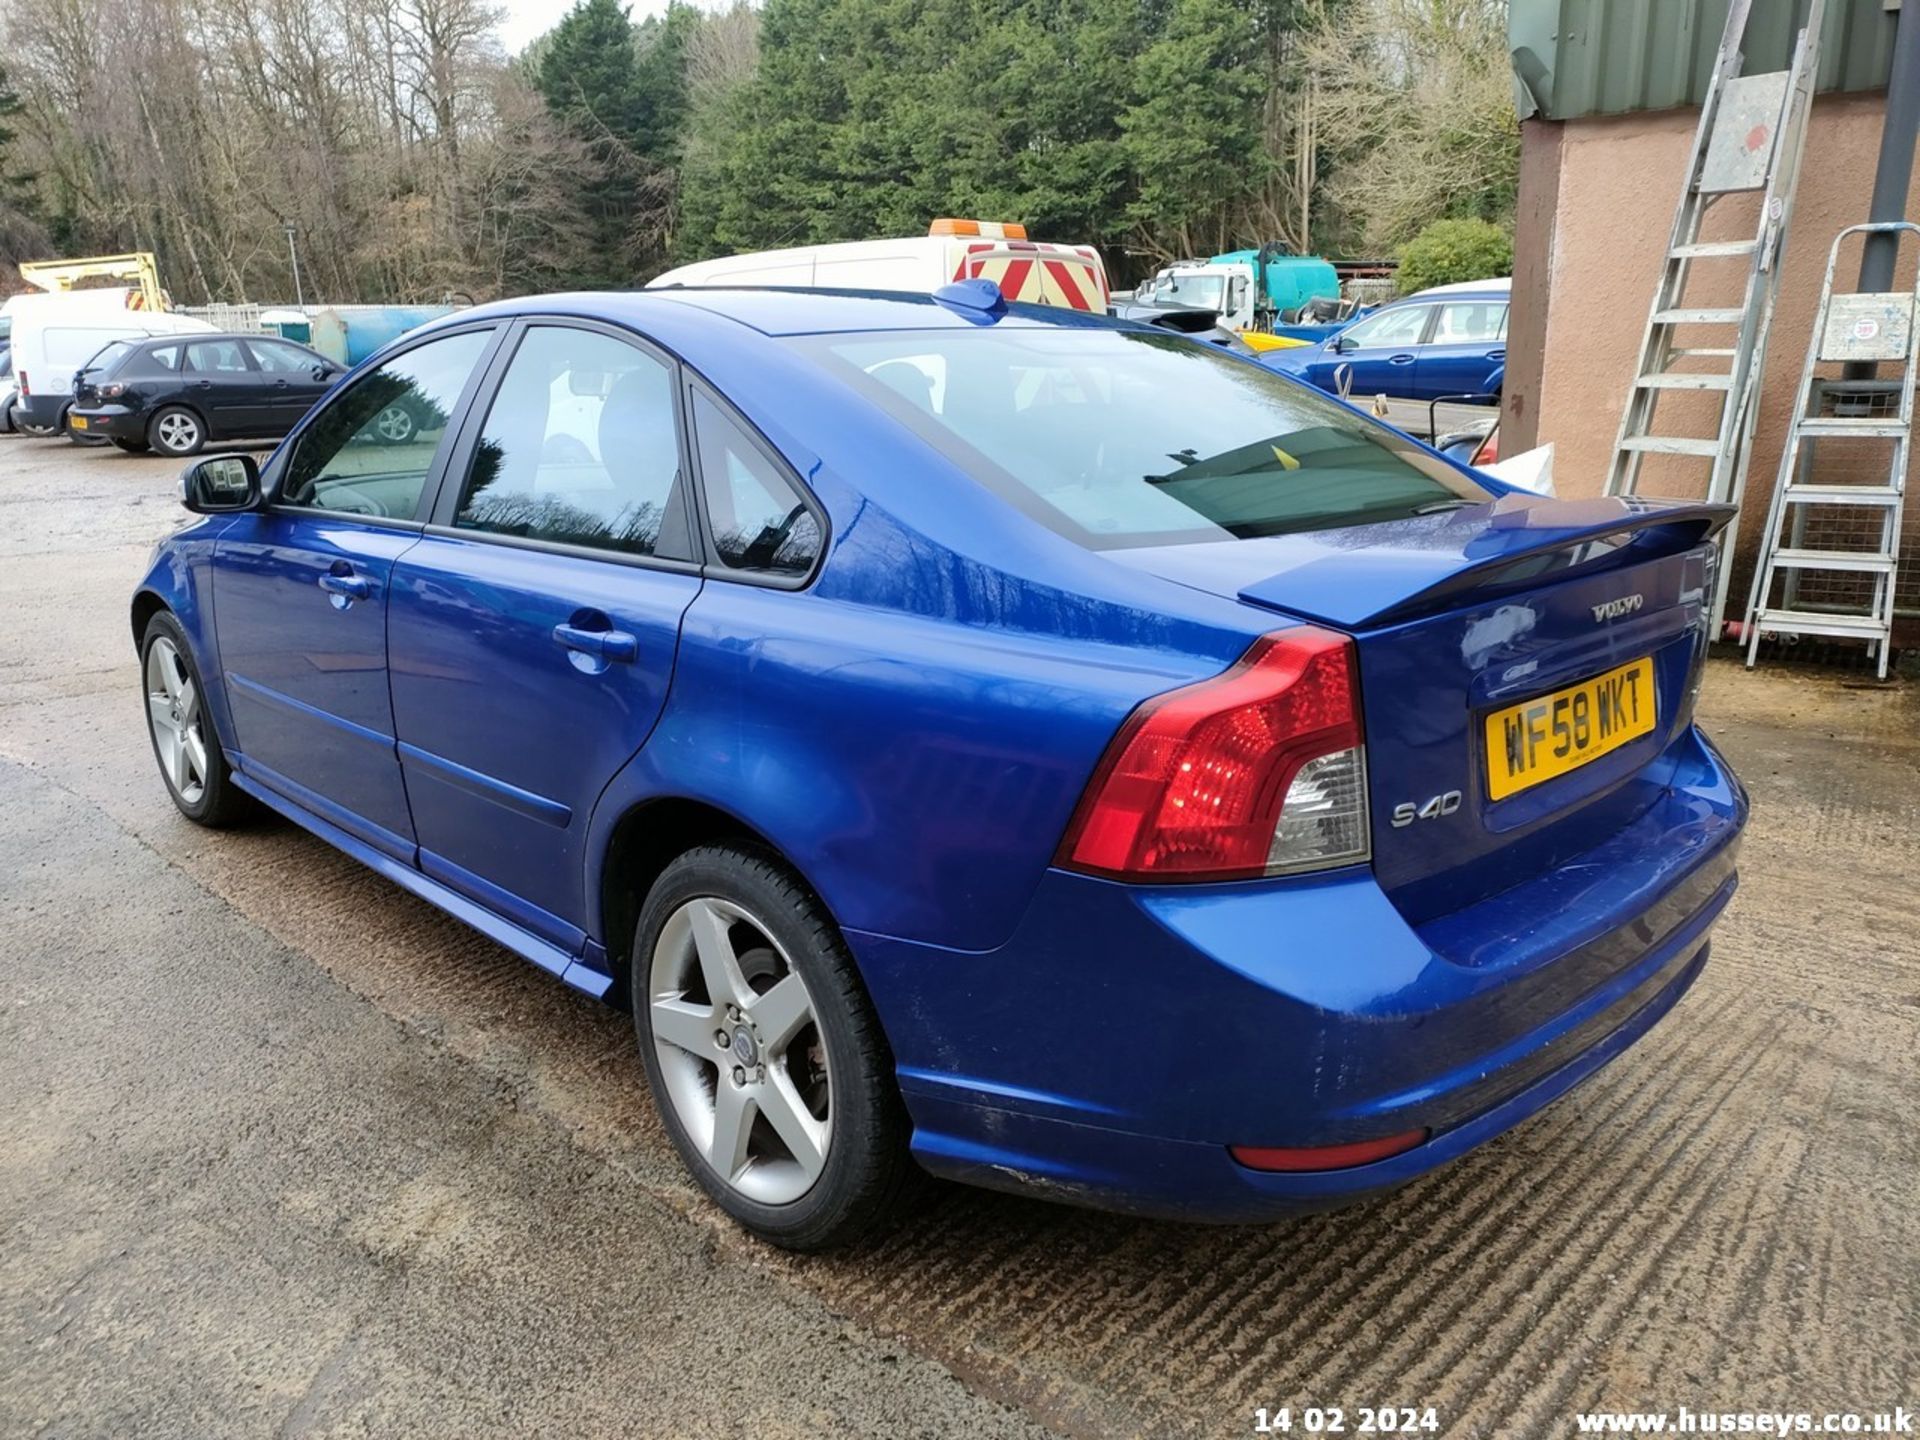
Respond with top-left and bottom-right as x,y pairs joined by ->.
1110,493 -> 1731,926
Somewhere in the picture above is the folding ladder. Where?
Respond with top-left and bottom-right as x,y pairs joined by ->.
1605,0 -> 1826,634
1742,222 -> 1919,680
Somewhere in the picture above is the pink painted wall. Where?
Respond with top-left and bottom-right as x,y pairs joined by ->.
1517,92 -> 1917,614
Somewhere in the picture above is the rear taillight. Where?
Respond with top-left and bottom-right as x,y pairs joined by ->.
1056,627 -> 1370,882
1470,428 -> 1499,466
98,382 -> 126,399
16,370 -> 27,396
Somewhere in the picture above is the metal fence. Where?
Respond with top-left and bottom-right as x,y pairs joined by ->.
175,303 -> 283,333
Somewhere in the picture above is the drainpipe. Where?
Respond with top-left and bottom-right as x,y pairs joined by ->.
1846,0 -> 1920,380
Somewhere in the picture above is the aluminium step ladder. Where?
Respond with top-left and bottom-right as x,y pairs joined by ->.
1741,221 -> 1919,681
1605,0 -> 1826,634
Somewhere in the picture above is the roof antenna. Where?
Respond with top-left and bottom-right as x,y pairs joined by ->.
932,278 -> 1006,323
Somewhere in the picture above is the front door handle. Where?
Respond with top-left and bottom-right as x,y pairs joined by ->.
553,623 -> 637,663
318,572 -> 371,601
1389,353 -> 1416,364
1486,349 -> 1506,362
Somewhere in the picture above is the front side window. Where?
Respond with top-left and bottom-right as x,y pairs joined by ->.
1432,302 -> 1507,344
249,339 -> 320,373
455,326 -> 681,557
280,329 -> 490,520
1340,305 -> 1431,349
186,339 -> 252,374
690,392 -> 820,577
795,327 -> 1488,549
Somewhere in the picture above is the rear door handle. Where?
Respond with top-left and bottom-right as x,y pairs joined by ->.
553,624 -> 637,663
318,572 -> 370,600
1486,349 -> 1506,362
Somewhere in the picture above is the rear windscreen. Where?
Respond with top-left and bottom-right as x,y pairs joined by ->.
793,327 -> 1490,549
84,341 -> 136,375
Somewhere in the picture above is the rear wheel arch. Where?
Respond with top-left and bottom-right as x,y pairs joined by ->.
598,797 -> 843,1008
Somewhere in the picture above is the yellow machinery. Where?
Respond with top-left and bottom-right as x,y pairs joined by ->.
16,252 -> 168,311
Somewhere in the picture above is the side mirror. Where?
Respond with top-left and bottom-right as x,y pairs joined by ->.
1332,334 -> 1356,354
181,453 -> 261,513
311,362 -> 334,382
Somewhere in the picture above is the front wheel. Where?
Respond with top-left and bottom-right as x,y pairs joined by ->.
634,845 -> 920,1251
141,612 -> 251,827
148,406 -> 206,457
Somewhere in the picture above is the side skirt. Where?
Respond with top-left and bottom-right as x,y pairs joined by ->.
229,767 -> 617,1002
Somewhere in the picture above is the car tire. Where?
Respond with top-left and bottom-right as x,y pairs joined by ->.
633,843 -> 921,1252
140,612 -> 252,828
0,399 -> 14,434
371,403 -> 416,445
148,406 -> 206,457
112,437 -> 151,454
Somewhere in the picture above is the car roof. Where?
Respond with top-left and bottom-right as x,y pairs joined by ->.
1401,277 -> 1510,302
468,286 -> 1130,339
134,331 -> 274,346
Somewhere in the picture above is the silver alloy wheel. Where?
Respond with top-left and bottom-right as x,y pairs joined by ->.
648,896 -> 831,1205
155,411 -> 200,453
373,405 -> 414,443
145,636 -> 209,806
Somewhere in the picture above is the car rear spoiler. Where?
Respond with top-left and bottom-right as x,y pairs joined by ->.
1234,495 -> 1736,629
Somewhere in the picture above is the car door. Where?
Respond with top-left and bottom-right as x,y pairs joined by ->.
246,337 -> 338,433
1321,303 -> 1433,398
183,337 -> 268,437
1415,300 -> 1508,401
212,326 -> 498,860
386,321 -> 705,953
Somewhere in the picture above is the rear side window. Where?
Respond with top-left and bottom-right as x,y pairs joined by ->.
187,339 -> 251,374
689,392 -> 820,577
795,327 -> 1487,549
454,325 -> 683,558
144,344 -> 183,373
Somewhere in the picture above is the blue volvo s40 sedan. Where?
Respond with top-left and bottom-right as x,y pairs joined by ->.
132,283 -> 1747,1250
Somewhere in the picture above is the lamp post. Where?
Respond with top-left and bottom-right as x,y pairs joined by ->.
285,223 -> 306,308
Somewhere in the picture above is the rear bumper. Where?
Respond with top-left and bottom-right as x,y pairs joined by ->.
852,725 -> 1747,1222
68,405 -> 144,438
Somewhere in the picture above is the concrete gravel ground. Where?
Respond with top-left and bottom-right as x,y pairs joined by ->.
1,436 -> 1915,1439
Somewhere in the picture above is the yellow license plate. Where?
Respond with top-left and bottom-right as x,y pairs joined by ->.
1483,657 -> 1656,801
69,416 -> 88,429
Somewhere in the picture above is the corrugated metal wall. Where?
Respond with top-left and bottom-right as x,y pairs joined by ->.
1510,0 -> 1896,121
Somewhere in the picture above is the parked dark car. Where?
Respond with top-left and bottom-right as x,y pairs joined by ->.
68,332 -> 341,457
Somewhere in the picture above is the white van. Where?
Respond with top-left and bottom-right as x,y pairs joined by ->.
650,220 -> 1111,313
7,292 -> 213,434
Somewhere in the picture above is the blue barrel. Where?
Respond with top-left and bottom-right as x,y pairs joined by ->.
308,305 -> 456,366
